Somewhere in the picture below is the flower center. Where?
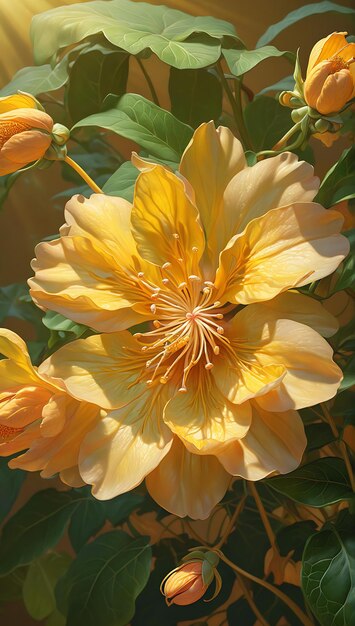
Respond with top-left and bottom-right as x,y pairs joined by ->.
133,273 -> 230,392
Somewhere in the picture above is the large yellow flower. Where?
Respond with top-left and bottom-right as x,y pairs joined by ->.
0,329 -> 101,487
28,122 -> 348,518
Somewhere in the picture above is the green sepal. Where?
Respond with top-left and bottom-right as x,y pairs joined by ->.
201,560 -> 214,586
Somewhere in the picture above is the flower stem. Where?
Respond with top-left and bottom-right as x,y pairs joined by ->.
272,121 -> 302,150
217,551 -> 314,626
238,575 -> 271,626
322,403 -> 355,491
249,482 -> 276,548
136,57 -> 160,106
64,155 -> 102,193
214,495 -> 246,550
216,62 -> 252,150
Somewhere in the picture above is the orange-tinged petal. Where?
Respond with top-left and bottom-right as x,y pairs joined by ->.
39,332 -> 146,410
131,165 -> 205,276
307,32 -> 349,75
227,303 -> 342,411
79,391 -> 173,499
29,235 -> 151,332
304,62 -> 354,114
0,130 -> 52,171
0,386 -> 52,429
146,437 -> 230,519
215,203 -> 349,305
260,291 -> 339,338
217,401 -> 306,479
163,371 -> 251,452
222,152 -> 318,240
179,122 -> 246,265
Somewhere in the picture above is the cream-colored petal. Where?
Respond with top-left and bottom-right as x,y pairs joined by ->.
79,392 -> 173,499
222,152 -> 318,240
131,165 -> 205,276
227,303 -> 342,411
29,235 -> 151,332
163,372 -> 251,453
217,401 -> 306,479
146,437 -> 230,519
215,203 -> 349,305
179,122 -> 246,263
39,332 -> 146,410
260,291 -> 339,337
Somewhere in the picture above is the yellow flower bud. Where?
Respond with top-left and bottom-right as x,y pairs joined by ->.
0,92 -> 53,175
304,32 -> 355,115
161,561 -> 208,606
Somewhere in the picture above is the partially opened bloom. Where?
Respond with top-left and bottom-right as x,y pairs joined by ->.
0,329 -> 101,486
0,92 -> 53,175
161,561 -> 208,606
28,122 -> 348,518
304,32 -> 355,115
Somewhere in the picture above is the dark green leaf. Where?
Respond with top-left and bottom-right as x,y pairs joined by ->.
244,96 -> 292,151
31,0 -> 240,70
223,46 -> 293,77
316,147 -> 355,208
228,584 -> 305,626
0,567 -> 27,604
68,487 -> 106,553
67,44 -> 129,124
257,2 -> 355,47
340,353 -> 355,392
330,229 -> 355,294
258,75 -> 294,95
0,489 -> 81,575
0,283 -> 44,334
169,67 -> 222,127
305,422 -> 334,451
277,521 -> 317,560
23,553 -> 71,620
57,531 -> 152,626
74,93 -> 193,161
104,492 -> 145,526
266,458 -> 354,507
302,518 -> 355,625
0,57 -> 69,97
0,457 -> 26,525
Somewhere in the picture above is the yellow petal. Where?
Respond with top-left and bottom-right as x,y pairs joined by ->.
163,371 -> 251,452
39,332 -> 146,410
0,93 -> 38,113
227,303 -> 343,411
217,401 -> 306,479
131,165 -> 205,276
179,122 -> 246,265
215,203 -> 349,305
0,329 -> 42,389
222,152 -> 318,239
29,235 -> 150,332
79,392 -> 173,499
307,32 -> 349,75
260,291 -> 338,337
146,437 -> 230,519
213,357 -> 286,405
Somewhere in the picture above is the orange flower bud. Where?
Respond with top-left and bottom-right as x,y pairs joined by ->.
0,93 -> 53,175
161,561 -> 208,606
304,32 -> 355,115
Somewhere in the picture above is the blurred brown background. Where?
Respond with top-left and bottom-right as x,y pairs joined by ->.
0,1 -> 354,624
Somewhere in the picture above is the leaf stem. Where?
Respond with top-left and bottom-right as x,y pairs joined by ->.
64,155 -> 102,193
249,482 -> 276,548
217,551 -> 314,626
237,575 -> 271,626
216,62 -> 252,150
214,495 -> 246,550
321,403 -> 355,491
136,57 -> 160,106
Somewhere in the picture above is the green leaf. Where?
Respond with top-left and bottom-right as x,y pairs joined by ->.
316,146 -> 355,208
169,67 -> 222,127
302,518 -> 355,625
104,492 -> 145,526
0,489 -> 81,575
57,531 -> 152,626
258,75 -> 294,95
340,353 -> 355,392
277,521 -> 317,561
244,96 -> 292,151
31,0 -> 240,70
266,458 -> 354,507
223,46 -> 293,77
0,57 -> 69,98
23,553 -> 71,620
67,44 -> 129,124
74,93 -> 193,161
102,161 -> 138,201
0,457 -> 26,525
0,567 -> 27,604
0,283 -> 44,334
0,173 -> 20,210
305,422 -> 334,451
68,488 -> 107,553
43,311 -> 88,339
257,2 -> 355,47
331,229 -> 355,294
